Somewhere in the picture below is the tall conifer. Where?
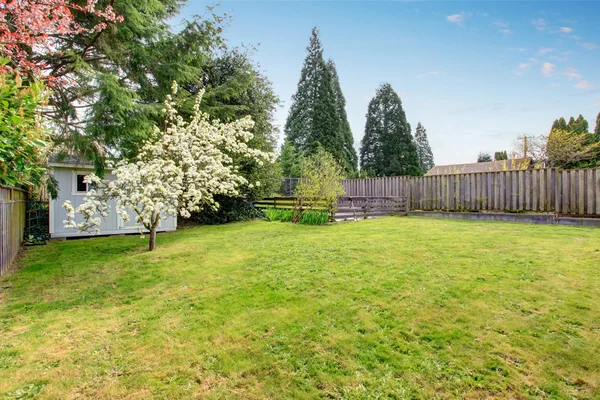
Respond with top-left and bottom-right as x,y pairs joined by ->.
414,122 -> 435,173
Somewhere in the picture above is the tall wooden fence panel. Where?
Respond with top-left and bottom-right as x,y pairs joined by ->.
0,187 -> 27,276
342,168 -> 600,216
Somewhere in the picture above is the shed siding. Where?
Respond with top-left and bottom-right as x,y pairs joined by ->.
50,166 -> 176,238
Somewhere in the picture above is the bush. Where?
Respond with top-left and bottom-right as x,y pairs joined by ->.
262,208 -> 293,222
186,196 -> 262,226
298,209 -> 329,225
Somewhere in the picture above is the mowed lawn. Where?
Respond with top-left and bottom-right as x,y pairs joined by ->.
1,218 -> 599,399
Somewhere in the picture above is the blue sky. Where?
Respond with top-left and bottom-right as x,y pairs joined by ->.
179,1 -> 600,165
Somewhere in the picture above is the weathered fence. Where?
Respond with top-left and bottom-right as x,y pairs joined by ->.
343,168 -> 600,216
0,187 -> 27,276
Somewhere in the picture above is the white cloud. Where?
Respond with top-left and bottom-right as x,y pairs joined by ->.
581,42 -> 598,50
417,71 -> 440,78
447,12 -> 468,24
515,63 -> 529,76
541,62 -> 555,77
532,18 -> 547,32
563,67 -> 581,80
509,47 -> 527,53
574,80 -> 592,89
560,26 -> 573,34
499,29 -> 511,35
538,47 -> 555,55
493,20 -> 509,28
551,82 -> 561,88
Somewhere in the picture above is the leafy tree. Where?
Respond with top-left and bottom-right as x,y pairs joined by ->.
284,28 -> 354,174
546,129 -> 600,169
567,114 -> 589,134
63,83 -> 273,251
360,83 -> 421,176
327,59 -> 358,173
494,151 -> 508,161
294,149 -> 345,222
414,122 -> 435,173
477,152 -> 492,163
278,140 -> 302,178
0,67 -> 55,195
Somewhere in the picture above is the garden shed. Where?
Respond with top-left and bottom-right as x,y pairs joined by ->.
48,155 -> 177,238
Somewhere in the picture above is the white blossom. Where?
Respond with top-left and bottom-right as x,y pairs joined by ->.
63,82 -> 273,249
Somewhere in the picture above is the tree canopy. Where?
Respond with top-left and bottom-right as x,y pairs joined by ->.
360,83 -> 421,176
414,122 -> 435,173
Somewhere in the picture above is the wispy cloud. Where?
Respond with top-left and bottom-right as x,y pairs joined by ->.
493,20 -> 509,28
417,71 -> 440,78
509,47 -> 527,53
563,67 -> 581,80
580,42 -> 598,50
541,62 -> 555,77
532,18 -> 548,32
560,26 -> 573,34
574,80 -> 592,89
515,63 -> 529,76
538,47 -> 555,55
499,29 -> 511,35
447,12 -> 469,25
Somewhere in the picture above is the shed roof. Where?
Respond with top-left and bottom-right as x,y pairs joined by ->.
425,158 -> 532,176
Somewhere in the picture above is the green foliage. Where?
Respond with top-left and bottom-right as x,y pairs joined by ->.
594,112 -> 600,141
552,115 -> 590,135
262,207 -> 293,222
494,151 -> 508,161
298,209 -> 329,225
278,140 -> 302,178
546,129 -> 600,168
360,83 -> 422,176
294,148 -> 345,221
0,68 -> 50,188
414,122 -> 435,173
477,152 -> 493,163
187,196 -> 262,225
284,28 -> 355,174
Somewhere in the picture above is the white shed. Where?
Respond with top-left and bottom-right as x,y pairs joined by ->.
48,155 -> 177,238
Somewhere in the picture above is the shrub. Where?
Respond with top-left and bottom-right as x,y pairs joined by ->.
187,196 -> 262,225
262,208 -> 293,222
298,209 -> 329,225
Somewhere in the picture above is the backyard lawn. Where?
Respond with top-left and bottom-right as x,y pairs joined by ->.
0,217 -> 599,399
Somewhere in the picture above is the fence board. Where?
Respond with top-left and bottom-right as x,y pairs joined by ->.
0,187 -> 27,276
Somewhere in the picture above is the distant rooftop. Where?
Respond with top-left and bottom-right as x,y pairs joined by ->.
425,158 -> 532,176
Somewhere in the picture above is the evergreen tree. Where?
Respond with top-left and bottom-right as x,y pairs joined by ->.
360,83 -> 421,176
284,28 -> 351,174
327,59 -> 358,173
595,112 -> 600,141
494,151 -> 508,161
551,117 -> 568,133
414,122 -> 435,173
477,152 -> 493,163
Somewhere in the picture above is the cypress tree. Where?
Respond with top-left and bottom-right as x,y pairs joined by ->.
551,117 -> 568,133
494,151 -> 508,161
414,122 -> 435,173
595,112 -> 600,141
284,28 -> 349,173
360,83 -> 421,176
327,59 -> 358,174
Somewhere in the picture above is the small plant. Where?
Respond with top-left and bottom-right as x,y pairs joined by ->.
298,209 -> 329,225
262,208 -> 293,222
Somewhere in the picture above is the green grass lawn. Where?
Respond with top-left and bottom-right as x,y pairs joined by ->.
1,217 -> 599,399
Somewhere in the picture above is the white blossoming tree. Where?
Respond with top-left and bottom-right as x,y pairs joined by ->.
63,82 -> 273,251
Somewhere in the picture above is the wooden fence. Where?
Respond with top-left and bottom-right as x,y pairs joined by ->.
0,186 -> 27,276
343,168 -> 600,216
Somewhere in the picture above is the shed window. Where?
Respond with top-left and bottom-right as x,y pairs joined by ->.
76,174 -> 88,192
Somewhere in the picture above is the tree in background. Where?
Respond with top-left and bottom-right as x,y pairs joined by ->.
284,28 -> 355,174
64,83 -> 273,251
567,115 -> 589,134
550,117 -> 568,133
546,129 -> 600,169
510,135 -> 547,166
594,112 -> 600,141
360,83 -> 421,176
477,152 -> 493,163
327,60 -> 358,173
293,149 -> 345,222
494,151 -> 508,161
414,122 -> 435,173
278,140 -> 302,178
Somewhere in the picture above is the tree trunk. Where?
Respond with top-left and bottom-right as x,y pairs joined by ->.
148,226 -> 157,251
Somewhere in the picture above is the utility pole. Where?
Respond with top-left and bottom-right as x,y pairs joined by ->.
516,135 -> 532,158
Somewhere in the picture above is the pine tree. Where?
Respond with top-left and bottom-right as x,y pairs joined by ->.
494,151 -> 508,161
477,152 -> 493,163
414,122 -> 435,173
360,83 -> 421,176
551,117 -> 568,133
284,28 -> 352,174
595,112 -> 600,141
327,59 -> 358,174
